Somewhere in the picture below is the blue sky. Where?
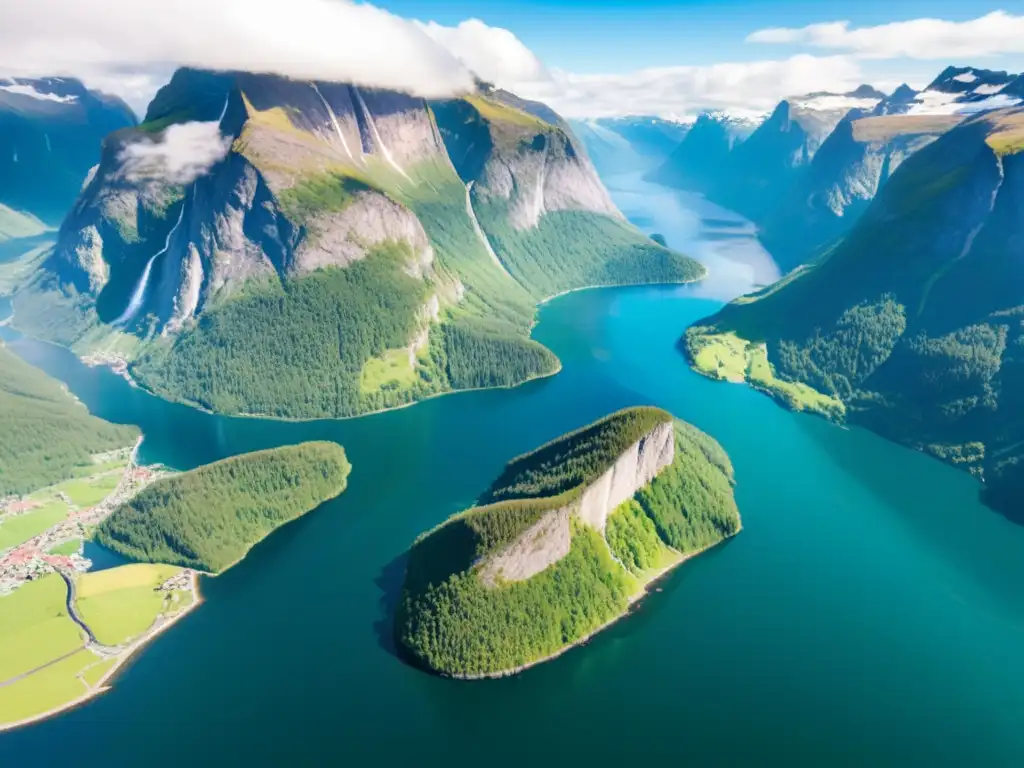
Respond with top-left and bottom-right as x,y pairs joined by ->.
378,0 -> 1024,77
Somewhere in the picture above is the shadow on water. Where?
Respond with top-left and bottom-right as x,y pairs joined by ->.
372,552 -> 409,661
83,541 -> 133,572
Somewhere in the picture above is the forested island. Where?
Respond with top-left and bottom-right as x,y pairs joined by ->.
96,442 -> 351,573
396,407 -> 741,678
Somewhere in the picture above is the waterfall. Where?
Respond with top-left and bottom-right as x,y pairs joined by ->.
114,200 -> 187,326
310,83 -> 354,161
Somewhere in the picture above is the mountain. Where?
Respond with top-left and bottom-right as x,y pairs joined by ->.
685,108 -> 1024,519
397,407 -> 740,677
13,68 -> 702,420
650,89 -> 883,221
0,78 -> 135,241
759,109 -> 962,270
647,109 -> 763,191
651,77 -> 981,273
569,116 -> 691,175
902,66 -> 1020,115
872,84 -> 920,116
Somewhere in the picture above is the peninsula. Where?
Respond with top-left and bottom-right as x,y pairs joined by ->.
396,406 -> 741,678
1,422 -> 349,730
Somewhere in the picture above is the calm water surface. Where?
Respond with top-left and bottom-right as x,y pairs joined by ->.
4,176 -> 1023,766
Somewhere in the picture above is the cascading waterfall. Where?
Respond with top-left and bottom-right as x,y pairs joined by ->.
351,86 -> 411,181
113,98 -> 227,329
113,199 -> 187,326
310,83 -> 354,161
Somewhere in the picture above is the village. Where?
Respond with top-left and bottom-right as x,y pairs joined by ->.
0,446 -> 167,595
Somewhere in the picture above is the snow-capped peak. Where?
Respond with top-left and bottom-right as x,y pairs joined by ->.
0,81 -> 78,104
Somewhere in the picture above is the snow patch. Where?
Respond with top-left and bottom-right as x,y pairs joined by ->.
908,89 -> 1021,115
0,83 -> 77,104
953,72 -> 978,83
973,83 -> 1007,96
795,95 -> 881,111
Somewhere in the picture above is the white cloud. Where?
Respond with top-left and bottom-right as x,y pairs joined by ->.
0,0 -> 476,112
417,18 -> 549,89
117,118 -> 232,185
747,11 -> 1024,60
519,54 -> 865,119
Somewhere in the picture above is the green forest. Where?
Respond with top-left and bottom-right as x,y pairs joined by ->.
476,205 -> 705,299
95,442 -> 350,573
130,243 -> 439,419
0,344 -> 138,496
397,411 -> 740,677
689,116 -> 1024,517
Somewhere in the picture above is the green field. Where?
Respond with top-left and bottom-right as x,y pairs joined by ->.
75,564 -> 187,646
359,348 -> 419,395
0,574 -> 83,682
51,470 -> 123,508
0,502 -> 69,552
0,648 -> 100,727
48,539 -> 82,557
686,329 -> 845,419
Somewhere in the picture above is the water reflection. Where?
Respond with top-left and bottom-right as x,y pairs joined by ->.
605,171 -> 780,300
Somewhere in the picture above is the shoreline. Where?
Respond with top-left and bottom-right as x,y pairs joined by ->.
10,278 -> 702,427
0,571 -> 203,733
447,524 -> 741,681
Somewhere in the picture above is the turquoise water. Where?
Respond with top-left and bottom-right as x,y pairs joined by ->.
4,177 -> 1024,766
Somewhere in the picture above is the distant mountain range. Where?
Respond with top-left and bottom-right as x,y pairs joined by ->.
569,116 -> 691,176
650,67 -> 1024,271
0,78 -> 135,241
11,69 -> 702,420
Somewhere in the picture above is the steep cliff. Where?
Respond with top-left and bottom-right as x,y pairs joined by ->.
397,407 -> 741,677
685,109 -> 1024,520
15,68 -> 702,419
759,111 -> 962,271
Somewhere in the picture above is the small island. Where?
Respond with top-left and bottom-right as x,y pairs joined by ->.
396,406 -> 741,678
95,441 -> 351,574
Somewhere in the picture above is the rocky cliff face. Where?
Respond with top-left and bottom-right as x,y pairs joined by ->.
434,93 -> 620,230
0,77 -> 135,237
481,419 -> 675,583
15,67 -> 692,420
39,69 -> 443,334
759,111 -> 961,271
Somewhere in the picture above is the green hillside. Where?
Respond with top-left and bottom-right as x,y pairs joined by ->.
397,408 -> 740,677
685,110 -> 1024,517
0,343 -> 138,496
95,442 -> 350,573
